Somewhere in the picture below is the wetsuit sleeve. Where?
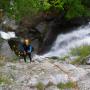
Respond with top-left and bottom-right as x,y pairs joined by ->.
28,45 -> 32,53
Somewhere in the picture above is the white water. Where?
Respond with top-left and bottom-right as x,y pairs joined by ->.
1,23 -> 90,60
34,22 -> 90,60
0,31 -> 16,39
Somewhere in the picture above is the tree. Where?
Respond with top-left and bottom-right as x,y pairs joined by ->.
0,0 -> 43,21
0,0 -> 90,21
43,0 -> 88,19
0,0 -> 10,12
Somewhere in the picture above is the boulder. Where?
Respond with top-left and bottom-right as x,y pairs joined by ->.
0,41 -> 16,59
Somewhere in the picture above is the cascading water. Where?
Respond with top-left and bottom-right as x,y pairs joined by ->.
34,22 -> 90,59
1,22 -> 90,60
0,31 -> 16,39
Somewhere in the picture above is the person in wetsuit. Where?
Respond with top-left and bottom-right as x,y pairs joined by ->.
18,39 -> 34,63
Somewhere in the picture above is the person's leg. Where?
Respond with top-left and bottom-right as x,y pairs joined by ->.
24,56 -> 27,62
23,54 -> 27,62
28,53 -> 32,62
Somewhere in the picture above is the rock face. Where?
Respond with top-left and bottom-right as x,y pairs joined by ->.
0,38 -> 4,48
0,41 -> 16,59
0,59 -> 88,90
2,17 -> 18,31
39,17 -> 90,54
1,16 -> 90,55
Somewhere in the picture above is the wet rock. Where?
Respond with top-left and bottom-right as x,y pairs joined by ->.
2,17 -> 18,31
0,59 -> 88,90
0,86 -> 3,90
86,58 -> 90,65
0,38 -> 4,48
0,41 -> 16,59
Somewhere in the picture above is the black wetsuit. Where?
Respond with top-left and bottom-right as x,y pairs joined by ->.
23,44 -> 32,62
18,43 -> 33,62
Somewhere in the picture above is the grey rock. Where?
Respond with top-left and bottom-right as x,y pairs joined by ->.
46,85 -> 59,90
86,58 -> 90,65
2,17 -> 18,30
77,65 -> 90,90
0,41 -> 16,59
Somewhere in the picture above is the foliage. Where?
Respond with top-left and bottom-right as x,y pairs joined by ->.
43,0 -> 87,19
7,0 -> 43,21
70,45 -> 90,64
0,0 -> 10,12
0,0 -> 90,21
57,81 -> 76,89
70,45 -> 90,57
36,82 -> 45,90
81,0 -> 90,8
0,0 -> 43,21
81,0 -> 90,17
43,0 -> 51,11
0,74 -> 11,84
0,55 -> 5,67
46,82 -> 54,88
60,55 -> 69,61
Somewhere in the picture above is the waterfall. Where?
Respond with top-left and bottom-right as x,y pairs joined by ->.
34,22 -> 90,59
1,22 -> 90,59
0,31 -> 16,39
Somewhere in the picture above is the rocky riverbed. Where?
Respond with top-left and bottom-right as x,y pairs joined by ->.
0,57 -> 90,90
77,65 -> 90,90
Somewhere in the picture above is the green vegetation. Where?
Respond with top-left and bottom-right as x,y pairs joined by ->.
46,82 -> 54,88
0,55 -> 5,67
0,0 -> 43,21
36,81 -> 77,89
43,0 -> 88,19
60,55 -> 69,61
0,0 -> 90,22
0,74 -> 11,85
57,81 -> 76,89
36,82 -> 45,90
8,56 -> 19,63
70,45 -> 90,64
0,55 -> 18,66
49,55 -> 69,61
0,0 -> 10,12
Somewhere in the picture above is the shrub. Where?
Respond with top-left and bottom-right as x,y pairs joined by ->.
36,82 -> 45,90
0,74 -> 12,85
70,45 -> 90,64
57,81 -> 76,89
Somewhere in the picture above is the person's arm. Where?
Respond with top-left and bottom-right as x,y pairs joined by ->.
28,45 -> 32,53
